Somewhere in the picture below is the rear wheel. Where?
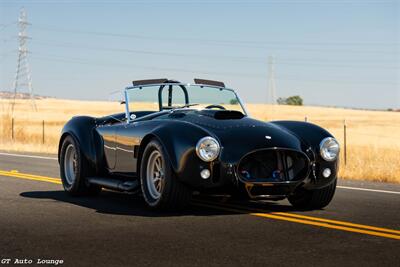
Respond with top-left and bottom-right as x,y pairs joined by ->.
288,179 -> 337,210
60,135 -> 101,196
140,139 -> 192,210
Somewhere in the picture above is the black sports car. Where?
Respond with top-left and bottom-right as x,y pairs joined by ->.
58,78 -> 339,210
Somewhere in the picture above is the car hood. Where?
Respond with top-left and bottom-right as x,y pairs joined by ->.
164,110 -> 308,162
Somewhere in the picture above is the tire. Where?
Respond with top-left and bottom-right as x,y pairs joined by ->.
288,179 -> 337,210
140,139 -> 192,210
60,135 -> 101,196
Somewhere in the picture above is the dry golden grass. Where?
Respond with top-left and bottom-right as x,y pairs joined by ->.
1,99 -> 399,183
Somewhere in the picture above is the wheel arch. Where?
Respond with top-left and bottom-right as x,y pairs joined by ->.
271,120 -> 334,152
137,121 -> 211,178
58,116 -> 102,172
58,132 -> 77,163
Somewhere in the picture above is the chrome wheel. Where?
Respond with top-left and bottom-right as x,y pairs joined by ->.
64,144 -> 78,185
146,150 -> 164,200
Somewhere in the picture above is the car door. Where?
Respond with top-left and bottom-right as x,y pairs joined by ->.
96,124 -> 118,170
114,123 -> 141,173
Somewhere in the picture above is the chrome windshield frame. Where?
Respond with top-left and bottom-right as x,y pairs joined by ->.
123,82 -> 249,123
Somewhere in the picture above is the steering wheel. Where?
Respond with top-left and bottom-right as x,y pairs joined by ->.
205,104 -> 226,110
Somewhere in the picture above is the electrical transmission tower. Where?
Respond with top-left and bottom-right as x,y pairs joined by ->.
11,7 -> 36,114
268,56 -> 277,105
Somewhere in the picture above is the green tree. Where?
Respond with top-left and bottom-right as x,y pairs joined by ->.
286,95 -> 303,105
277,95 -> 303,106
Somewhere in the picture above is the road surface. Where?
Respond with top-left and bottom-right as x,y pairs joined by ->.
0,152 -> 399,266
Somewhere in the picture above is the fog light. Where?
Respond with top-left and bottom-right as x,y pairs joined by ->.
200,169 -> 211,179
322,168 -> 331,178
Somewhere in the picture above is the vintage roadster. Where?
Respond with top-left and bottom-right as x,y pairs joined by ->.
58,78 -> 339,210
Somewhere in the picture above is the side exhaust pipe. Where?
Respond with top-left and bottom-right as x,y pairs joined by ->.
87,177 -> 139,192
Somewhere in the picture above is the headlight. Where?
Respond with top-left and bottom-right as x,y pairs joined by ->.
196,136 -> 220,162
320,137 -> 340,161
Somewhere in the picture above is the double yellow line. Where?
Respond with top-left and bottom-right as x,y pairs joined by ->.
194,201 -> 400,240
0,170 -> 61,185
0,169 -> 399,240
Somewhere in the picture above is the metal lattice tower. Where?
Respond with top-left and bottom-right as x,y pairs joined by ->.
11,7 -> 36,114
268,56 -> 277,105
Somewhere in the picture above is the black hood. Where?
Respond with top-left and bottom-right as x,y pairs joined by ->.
164,110 -> 308,162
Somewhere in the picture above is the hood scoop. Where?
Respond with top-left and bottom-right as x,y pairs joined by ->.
199,110 -> 245,120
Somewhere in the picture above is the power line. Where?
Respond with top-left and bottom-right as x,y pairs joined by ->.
28,54 -> 398,85
29,54 -> 263,78
0,22 -> 16,32
30,40 -> 400,69
33,25 -> 399,47
32,26 -> 399,55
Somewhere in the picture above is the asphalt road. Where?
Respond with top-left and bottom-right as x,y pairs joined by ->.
0,152 -> 399,267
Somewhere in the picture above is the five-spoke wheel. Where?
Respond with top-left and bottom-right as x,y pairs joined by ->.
64,144 -> 78,186
60,135 -> 101,195
146,150 -> 165,200
140,139 -> 192,210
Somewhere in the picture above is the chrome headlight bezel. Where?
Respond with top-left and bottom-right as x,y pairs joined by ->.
319,137 -> 340,162
196,136 -> 220,162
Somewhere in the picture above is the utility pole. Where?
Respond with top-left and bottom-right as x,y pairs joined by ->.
268,56 -> 277,105
11,7 -> 36,115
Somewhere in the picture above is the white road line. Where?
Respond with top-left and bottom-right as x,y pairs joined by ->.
337,186 -> 400,195
0,152 -> 57,160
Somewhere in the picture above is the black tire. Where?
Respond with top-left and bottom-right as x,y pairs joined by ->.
59,135 -> 101,196
140,139 -> 192,210
288,179 -> 337,210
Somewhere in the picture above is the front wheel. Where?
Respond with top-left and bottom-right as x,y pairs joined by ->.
288,179 -> 337,210
140,140 -> 192,210
60,135 -> 101,196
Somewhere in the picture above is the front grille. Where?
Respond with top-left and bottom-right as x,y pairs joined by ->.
237,149 -> 310,183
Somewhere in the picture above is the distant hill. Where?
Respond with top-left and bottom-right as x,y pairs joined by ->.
0,91 -> 48,100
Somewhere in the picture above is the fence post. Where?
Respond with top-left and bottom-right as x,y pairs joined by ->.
305,116 -> 308,122
11,117 -> 14,141
343,119 -> 347,165
42,120 -> 45,144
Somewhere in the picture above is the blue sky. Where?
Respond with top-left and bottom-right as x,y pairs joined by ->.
0,0 -> 399,109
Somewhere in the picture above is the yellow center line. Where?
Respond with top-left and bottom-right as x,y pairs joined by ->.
194,202 -> 400,240
198,199 -> 400,235
0,170 -> 61,185
1,169 -> 399,240
272,212 -> 400,235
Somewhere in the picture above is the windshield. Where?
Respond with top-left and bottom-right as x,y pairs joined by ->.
125,83 -> 246,114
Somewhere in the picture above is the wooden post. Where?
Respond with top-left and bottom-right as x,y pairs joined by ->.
42,120 -> 45,144
305,116 -> 308,122
11,117 -> 14,140
343,119 -> 347,165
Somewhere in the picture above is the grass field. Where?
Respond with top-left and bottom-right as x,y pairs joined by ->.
1,98 -> 399,183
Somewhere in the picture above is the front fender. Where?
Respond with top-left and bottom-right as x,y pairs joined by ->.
137,120 -> 224,188
270,121 -> 333,153
58,116 -> 102,171
149,121 -> 212,174
271,121 -> 339,189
